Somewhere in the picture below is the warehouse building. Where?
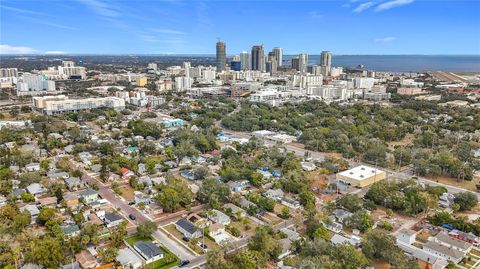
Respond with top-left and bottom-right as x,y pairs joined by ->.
336,165 -> 386,188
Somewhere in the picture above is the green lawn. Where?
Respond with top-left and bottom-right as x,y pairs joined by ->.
125,234 -> 152,246
146,246 -> 180,269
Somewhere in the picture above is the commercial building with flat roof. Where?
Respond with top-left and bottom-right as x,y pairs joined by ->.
336,165 -> 386,188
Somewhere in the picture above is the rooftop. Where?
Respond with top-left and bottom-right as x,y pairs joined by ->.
337,165 -> 384,181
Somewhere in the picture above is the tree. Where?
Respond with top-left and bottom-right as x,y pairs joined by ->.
99,247 -> 118,263
313,225 -> 330,240
37,208 -> 59,225
248,226 -> 282,262
454,192 -> 478,211
155,177 -> 193,212
109,221 -> 127,247
205,248 -> 230,269
345,210 -> 373,232
362,230 -> 411,266
337,194 -> 363,212
137,221 -> 157,238
233,249 -> 258,269
25,236 -> 65,268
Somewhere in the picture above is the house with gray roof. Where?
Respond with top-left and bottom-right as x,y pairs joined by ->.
79,189 -> 99,204
26,183 -> 45,196
207,209 -> 231,225
104,212 -> 123,227
116,248 -> 142,269
134,241 -> 164,263
175,218 -> 201,239
21,204 -> 40,224
65,177 -> 83,191
224,203 -> 246,218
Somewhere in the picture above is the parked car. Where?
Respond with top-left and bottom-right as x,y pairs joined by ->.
129,214 -> 136,220
179,260 -> 190,267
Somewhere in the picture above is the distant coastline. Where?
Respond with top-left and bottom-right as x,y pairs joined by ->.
1,54 -> 479,72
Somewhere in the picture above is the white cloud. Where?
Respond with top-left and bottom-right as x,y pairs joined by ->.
353,1 -> 375,13
375,36 -> 396,42
0,44 -> 37,54
76,0 -> 120,17
375,0 -> 415,11
151,28 -> 185,35
45,50 -> 67,55
309,11 -> 323,19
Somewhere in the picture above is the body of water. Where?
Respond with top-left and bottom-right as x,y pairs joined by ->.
284,55 -> 480,72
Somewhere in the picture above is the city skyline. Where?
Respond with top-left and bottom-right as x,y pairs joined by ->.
1,0 -> 479,55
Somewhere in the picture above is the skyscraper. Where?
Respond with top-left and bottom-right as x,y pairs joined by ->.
240,51 -> 250,71
299,53 -> 308,74
272,47 -> 283,66
216,41 -> 226,72
251,45 -> 265,72
321,51 -> 332,69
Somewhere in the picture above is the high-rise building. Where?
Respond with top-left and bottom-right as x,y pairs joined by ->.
240,51 -> 250,71
291,57 -> 300,71
148,63 -> 158,71
251,45 -> 265,72
299,53 -> 308,74
272,47 -> 283,66
0,68 -> 19,78
232,55 -> 240,61
16,74 -> 56,96
216,41 -> 226,72
321,51 -> 332,69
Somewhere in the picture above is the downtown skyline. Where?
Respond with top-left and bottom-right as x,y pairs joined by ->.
1,0 -> 480,55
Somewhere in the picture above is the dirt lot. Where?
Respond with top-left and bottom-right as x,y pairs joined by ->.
118,184 -> 135,201
387,133 -> 415,150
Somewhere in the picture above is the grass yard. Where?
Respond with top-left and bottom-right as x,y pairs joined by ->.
228,219 -> 258,236
125,234 -> 153,246
118,184 -> 136,201
163,224 -> 217,255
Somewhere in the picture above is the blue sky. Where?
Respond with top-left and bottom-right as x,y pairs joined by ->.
1,0 -> 479,55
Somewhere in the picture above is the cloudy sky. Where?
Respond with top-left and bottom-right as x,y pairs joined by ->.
1,0 -> 479,55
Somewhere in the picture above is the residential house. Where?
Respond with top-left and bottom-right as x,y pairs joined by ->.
208,209 -> 231,225
209,223 -> 230,244
75,250 -> 98,269
281,197 -> 302,210
397,229 -> 417,245
47,170 -> 70,180
138,176 -> 153,188
37,196 -> 57,208
264,189 -> 284,201
116,248 -> 142,269
431,233 -> 473,253
239,197 -> 256,210
26,183 -> 45,196
64,192 -> 80,209
134,241 -> 164,264
334,209 -> 353,223
449,229 -> 480,246
175,218 -> 201,239
25,162 -> 41,172
228,180 -> 248,192
187,213 -> 209,228
134,191 -> 151,205
278,238 -> 292,259
120,167 -> 134,180
104,212 -> 124,228
79,189 -> 99,204
21,204 -> 40,224
280,228 -> 301,242
325,221 -> 343,233
62,224 -> 81,238
0,195 -> 6,207
224,203 -> 246,218
423,241 -> 465,264
65,177 -> 83,191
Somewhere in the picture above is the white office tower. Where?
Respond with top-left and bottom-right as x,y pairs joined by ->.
33,95 -> 125,115
58,61 -> 86,79
292,74 -> 323,89
320,51 -> 332,76
202,68 -> 216,83
354,77 -> 375,89
309,86 -> 347,101
148,63 -> 158,71
16,74 -> 56,96
62,61 -> 75,68
311,65 -> 322,76
232,55 -> 240,61
0,68 -> 18,78
299,53 -> 308,74
272,47 -> 283,66
240,51 -> 251,71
